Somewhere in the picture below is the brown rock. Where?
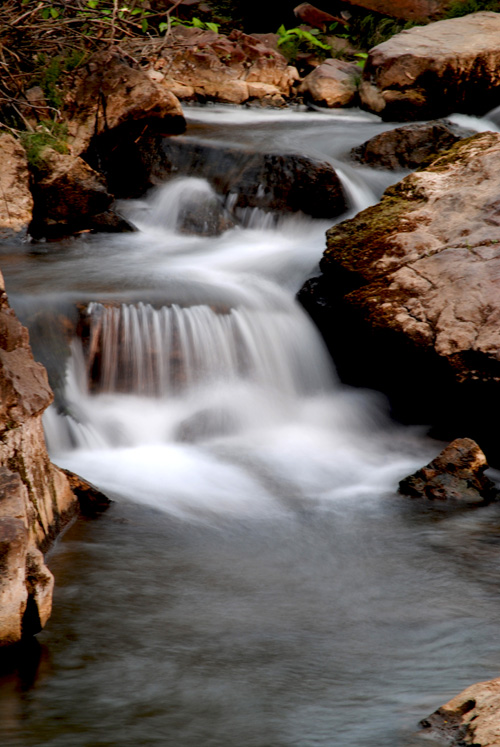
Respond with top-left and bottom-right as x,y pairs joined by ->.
147,26 -> 297,104
420,677 -> 500,745
67,51 -> 186,155
0,271 -> 80,646
61,468 -> 112,516
0,134 -> 33,239
299,59 -> 359,108
31,148 -> 112,237
351,119 -> 474,170
340,0 -> 462,22
0,518 -> 29,646
293,3 -> 346,29
399,438 -> 498,503
147,137 -> 348,219
360,12 -> 500,121
298,131 -> 500,449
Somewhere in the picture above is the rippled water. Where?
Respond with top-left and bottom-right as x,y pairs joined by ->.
1,106 -> 500,747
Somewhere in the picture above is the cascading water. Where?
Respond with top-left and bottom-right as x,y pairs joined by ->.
2,107 -> 500,747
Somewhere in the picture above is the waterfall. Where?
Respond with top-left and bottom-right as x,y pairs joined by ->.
83,300 -> 332,398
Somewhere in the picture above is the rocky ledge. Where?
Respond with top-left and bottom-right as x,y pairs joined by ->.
0,271 -> 109,647
298,131 -> 500,456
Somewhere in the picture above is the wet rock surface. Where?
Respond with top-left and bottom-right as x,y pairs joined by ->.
399,438 -> 498,504
149,137 -> 347,218
351,119 -> 474,170
0,271 -> 80,646
298,131 -> 500,453
360,12 -> 500,120
421,677 -> 500,746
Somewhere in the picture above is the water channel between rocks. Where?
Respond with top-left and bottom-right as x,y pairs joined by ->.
2,106 -> 500,747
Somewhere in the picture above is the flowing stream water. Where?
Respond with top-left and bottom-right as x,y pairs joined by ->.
2,106 -> 500,746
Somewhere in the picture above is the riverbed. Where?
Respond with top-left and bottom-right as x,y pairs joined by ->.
1,106 -> 500,746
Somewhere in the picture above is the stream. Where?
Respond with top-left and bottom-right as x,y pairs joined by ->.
2,105 -> 500,746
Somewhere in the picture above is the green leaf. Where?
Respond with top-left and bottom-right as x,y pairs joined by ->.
41,7 -> 50,18
191,17 -> 204,27
205,22 -> 219,33
141,17 -> 148,32
87,0 -> 99,7
159,21 -> 168,32
50,7 -> 60,18
277,24 -> 286,35
131,8 -> 142,14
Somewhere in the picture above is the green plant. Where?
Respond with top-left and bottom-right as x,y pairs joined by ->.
445,0 -> 500,17
159,16 -> 220,34
276,24 -> 332,63
354,51 -> 368,69
20,120 -> 68,168
347,12 -> 418,50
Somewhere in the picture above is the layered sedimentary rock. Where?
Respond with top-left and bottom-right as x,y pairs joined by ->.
299,131 -> 500,453
0,271 -> 78,645
360,12 -> 500,120
136,26 -> 299,106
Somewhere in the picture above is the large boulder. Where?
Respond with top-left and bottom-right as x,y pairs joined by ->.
88,133 -> 348,215
399,438 -> 498,504
152,138 -> 348,219
299,59 -> 359,108
66,50 -> 186,156
0,134 -> 33,240
351,119 -> 474,170
420,677 -> 500,745
298,131 -> 500,454
360,12 -> 500,121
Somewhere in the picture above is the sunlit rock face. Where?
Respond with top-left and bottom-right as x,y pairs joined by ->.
299,131 -> 500,457
360,12 -> 500,121
399,438 -> 499,504
0,134 -> 33,241
0,271 -> 78,646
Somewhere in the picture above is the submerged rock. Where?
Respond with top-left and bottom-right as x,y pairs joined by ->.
298,131 -> 500,453
149,138 -> 348,219
351,119 -> 474,170
399,438 -> 498,504
420,677 -> 500,745
360,12 -> 500,120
